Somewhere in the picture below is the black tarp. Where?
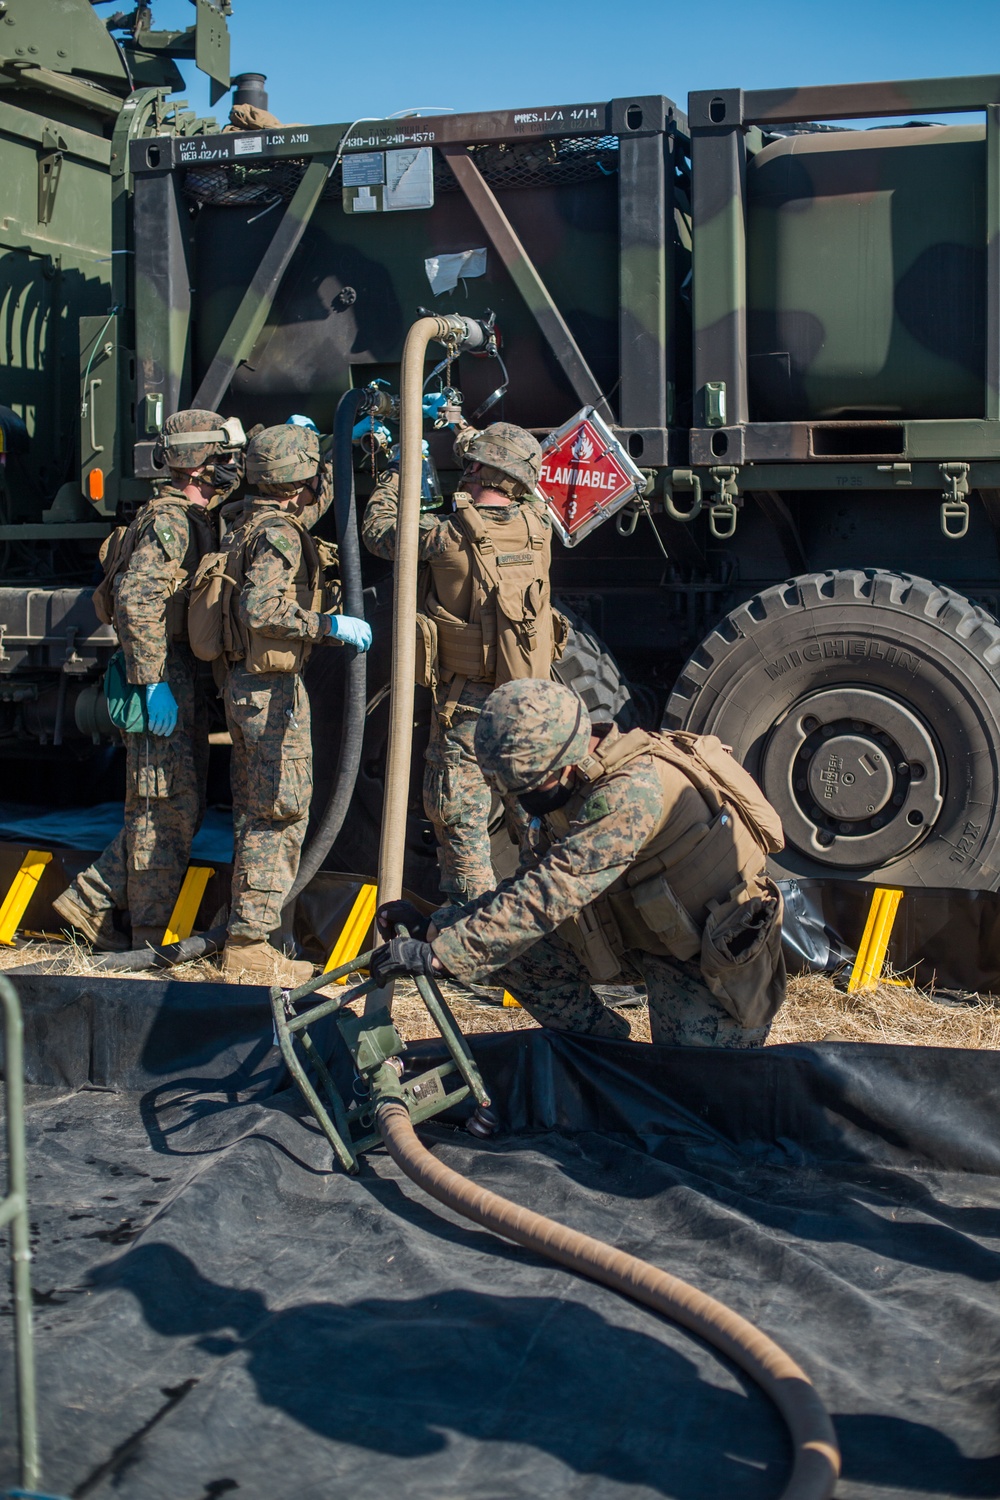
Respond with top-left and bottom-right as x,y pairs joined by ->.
2,979 -> 1000,1499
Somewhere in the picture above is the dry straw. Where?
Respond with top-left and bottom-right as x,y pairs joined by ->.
4,942 -> 998,1049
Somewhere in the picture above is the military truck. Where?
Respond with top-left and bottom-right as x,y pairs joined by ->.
0,0 -> 231,774
6,3 -> 1000,894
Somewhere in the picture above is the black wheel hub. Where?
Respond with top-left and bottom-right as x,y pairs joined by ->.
761,687 -> 944,868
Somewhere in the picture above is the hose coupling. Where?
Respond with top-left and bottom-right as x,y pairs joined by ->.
466,1103 -> 500,1139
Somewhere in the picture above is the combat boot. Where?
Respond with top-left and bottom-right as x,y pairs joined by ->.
221,937 -> 313,987
131,926 -> 165,952
52,888 -> 129,953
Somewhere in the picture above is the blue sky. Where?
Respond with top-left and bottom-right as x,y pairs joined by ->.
144,0 -> 1000,129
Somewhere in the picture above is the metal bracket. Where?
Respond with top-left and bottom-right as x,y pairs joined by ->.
707,466 -> 741,539
37,127 -> 64,226
439,143 -> 612,419
192,152 -> 336,412
662,468 -> 703,523
940,462 -> 971,539
269,928 -> 493,1174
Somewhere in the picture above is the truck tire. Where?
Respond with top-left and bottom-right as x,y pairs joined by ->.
665,570 -> 1000,888
552,603 -> 638,728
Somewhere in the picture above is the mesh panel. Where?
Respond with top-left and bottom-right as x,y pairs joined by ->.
183,135 -> 619,207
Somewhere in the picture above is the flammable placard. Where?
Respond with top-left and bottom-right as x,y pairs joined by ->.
536,408 -> 645,547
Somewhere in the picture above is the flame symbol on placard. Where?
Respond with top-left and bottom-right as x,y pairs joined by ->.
571,429 -> 594,462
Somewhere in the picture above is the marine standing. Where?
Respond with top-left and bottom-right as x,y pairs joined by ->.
373,679 -> 787,1048
362,415 -> 564,905
54,410 -> 246,950
220,423 -> 372,983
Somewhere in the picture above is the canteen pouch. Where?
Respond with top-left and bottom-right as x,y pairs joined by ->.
630,871 -> 702,961
700,877 -> 786,1029
559,901 -> 623,984
103,648 -> 148,735
414,611 -> 440,690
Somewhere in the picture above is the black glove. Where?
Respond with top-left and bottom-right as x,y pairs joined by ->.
370,937 -> 439,985
375,900 -> 430,942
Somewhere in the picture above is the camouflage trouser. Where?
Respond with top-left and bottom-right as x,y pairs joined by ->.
225,664 -> 312,941
72,649 -> 209,932
490,931 -> 770,1048
423,681 -> 527,901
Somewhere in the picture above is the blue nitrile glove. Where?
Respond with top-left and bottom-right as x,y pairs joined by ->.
145,681 -> 178,737
325,613 -> 372,653
351,417 -> 392,447
422,392 -> 448,420
287,414 -> 319,432
370,937 -> 441,984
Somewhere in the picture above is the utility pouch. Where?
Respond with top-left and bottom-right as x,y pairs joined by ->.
700,877 -> 786,1029
559,902 -> 623,984
103,648 -> 148,735
552,608 -> 569,663
630,871 -> 701,961
92,525 -> 130,627
187,552 -> 231,662
414,611 -> 439,691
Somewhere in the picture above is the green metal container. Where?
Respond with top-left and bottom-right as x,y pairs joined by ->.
746,124 -> 985,421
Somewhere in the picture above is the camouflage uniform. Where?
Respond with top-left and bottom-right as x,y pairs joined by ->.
64,412 -> 236,938
225,430 -> 333,943
431,680 -> 779,1049
362,422 -> 550,902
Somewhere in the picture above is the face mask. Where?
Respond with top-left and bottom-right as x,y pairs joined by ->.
518,777 -> 574,817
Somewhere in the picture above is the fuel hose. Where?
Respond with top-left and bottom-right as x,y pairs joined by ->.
375,313 -> 492,908
375,315 -> 445,910
287,388 -> 369,902
377,1101 -> 840,1500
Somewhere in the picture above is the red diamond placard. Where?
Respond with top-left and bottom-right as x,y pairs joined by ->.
536,408 -> 645,547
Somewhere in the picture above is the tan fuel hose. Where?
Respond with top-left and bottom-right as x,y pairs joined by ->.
378,1100 -> 840,1500
376,314 -> 468,908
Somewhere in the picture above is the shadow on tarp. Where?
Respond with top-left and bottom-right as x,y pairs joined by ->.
5,1019 -> 1000,1498
779,877 -> 1000,994
4,962 -> 1000,1496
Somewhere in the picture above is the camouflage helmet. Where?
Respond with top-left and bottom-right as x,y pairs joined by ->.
156,409 -> 246,471
246,423 -> 320,486
474,680 -> 591,793
461,422 -> 542,493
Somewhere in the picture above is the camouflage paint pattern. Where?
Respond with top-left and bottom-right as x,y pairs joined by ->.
483,930 -> 768,1047
432,693 -> 774,1044
362,467 -> 555,899
71,647 -> 210,931
461,422 -> 544,492
224,491 -> 325,940
423,681 -> 529,900
237,498 -> 328,646
225,663 -> 312,940
746,126 -> 985,422
474,678 -> 591,793
116,484 -> 217,683
689,77 -> 1000,448
245,423 -> 320,488
66,483 -> 216,931
430,732 -> 665,979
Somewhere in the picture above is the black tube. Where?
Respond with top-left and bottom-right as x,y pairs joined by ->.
287,389 -> 369,902
86,925 -> 228,973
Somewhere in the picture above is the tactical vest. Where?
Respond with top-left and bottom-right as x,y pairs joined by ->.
415,495 -> 564,714
188,503 -> 337,676
93,492 -> 215,643
548,728 -> 787,1029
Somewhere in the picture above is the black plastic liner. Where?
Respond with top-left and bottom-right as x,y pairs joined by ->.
2,979 -> 1000,1498
779,877 -> 1000,993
